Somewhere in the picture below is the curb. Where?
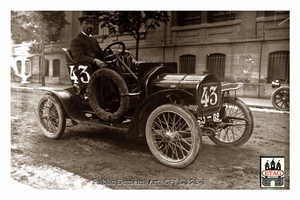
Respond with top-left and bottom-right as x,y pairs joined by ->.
246,104 -> 274,110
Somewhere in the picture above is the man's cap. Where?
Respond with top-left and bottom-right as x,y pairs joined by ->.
78,15 -> 97,23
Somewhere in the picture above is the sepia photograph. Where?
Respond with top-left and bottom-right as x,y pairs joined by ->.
5,0 -> 297,197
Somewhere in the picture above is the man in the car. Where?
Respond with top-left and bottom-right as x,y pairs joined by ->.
70,15 -> 107,95
71,15 -> 126,94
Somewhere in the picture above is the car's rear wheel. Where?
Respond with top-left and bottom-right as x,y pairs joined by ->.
209,98 -> 254,147
145,104 -> 201,168
36,93 -> 66,139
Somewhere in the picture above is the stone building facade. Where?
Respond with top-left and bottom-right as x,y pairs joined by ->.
11,11 -> 290,98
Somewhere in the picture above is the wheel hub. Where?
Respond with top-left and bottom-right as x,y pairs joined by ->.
165,130 -> 178,140
42,108 -> 50,120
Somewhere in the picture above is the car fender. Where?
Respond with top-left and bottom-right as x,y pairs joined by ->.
35,87 -> 85,122
128,89 -> 194,138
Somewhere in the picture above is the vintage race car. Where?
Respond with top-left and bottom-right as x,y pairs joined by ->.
36,41 -> 254,168
271,79 -> 289,111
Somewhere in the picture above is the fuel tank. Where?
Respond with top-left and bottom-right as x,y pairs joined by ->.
152,73 -> 214,89
150,73 -> 222,115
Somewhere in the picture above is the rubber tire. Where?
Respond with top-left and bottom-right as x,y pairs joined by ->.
36,93 -> 66,139
209,98 -> 254,147
145,104 -> 201,169
87,68 -> 129,122
271,86 -> 290,111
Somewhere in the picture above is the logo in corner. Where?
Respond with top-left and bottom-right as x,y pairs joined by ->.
260,156 -> 285,187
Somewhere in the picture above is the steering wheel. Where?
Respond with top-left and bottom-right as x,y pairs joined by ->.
102,41 -> 126,64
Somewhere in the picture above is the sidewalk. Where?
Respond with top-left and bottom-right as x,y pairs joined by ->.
11,82 -> 274,109
11,82 -> 68,90
239,97 -> 273,109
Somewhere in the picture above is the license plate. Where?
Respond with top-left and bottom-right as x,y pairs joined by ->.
198,112 -> 221,125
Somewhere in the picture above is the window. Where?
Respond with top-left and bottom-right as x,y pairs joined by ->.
179,54 -> 196,73
264,11 -> 289,17
25,60 -> 31,76
267,51 -> 289,83
173,11 -> 236,26
177,11 -> 202,26
44,59 -> 49,76
16,60 -> 21,74
207,11 -> 236,23
206,53 -> 226,81
53,59 -> 60,77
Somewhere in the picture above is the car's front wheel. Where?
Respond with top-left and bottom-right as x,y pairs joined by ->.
145,104 -> 201,168
271,86 -> 289,111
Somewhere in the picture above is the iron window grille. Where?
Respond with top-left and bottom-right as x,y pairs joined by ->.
177,11 -> 202,26
264,11 -> 289,17
179,54 -> 196,73
267,51 -> 289,83
207,11 -> 236,23
206,53 -> 226,81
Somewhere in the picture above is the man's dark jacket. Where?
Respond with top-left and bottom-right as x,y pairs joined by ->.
70,32 -> 103,66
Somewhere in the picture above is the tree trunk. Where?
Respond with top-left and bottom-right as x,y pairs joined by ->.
135,35 -> 140,60
41,41 -> 45,86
